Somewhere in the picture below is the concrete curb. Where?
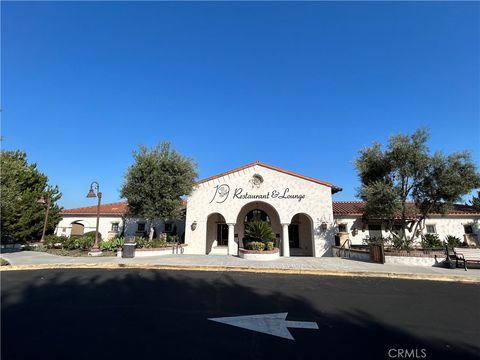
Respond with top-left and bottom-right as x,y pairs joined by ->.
1,263 -> 479,284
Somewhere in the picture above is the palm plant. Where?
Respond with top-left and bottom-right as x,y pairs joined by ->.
244,220 -> 275,244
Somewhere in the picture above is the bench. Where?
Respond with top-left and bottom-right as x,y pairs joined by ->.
453,247 -> 480,271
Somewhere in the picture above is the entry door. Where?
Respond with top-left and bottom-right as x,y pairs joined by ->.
216,224 -> 228,246
71,223 -> 84,236
288,224 -> 299,248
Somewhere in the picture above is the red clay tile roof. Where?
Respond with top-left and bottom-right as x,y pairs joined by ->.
332,202 -> 366,216
195,161 -> 342,193
61,202 -> 128,216
61,200 -> 188,216
61,201 -> 480,217
332,201 -> 480,216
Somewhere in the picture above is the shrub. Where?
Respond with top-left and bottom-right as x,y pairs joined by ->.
1,258 -> 10,266
134,236 -> 170,249
265,241 -> 274,251
362,236 -> 387,246
32,244 -> 47,252
444,235 -> 464,248
62,235 -> 94,250
82,231 -> 102,240
135,236 -> 148,248
245,241 -> 265,251
381,236 -> 414,250
57,249 -> 69,256
43,235 -> 67,249
62,237 -> 77,250
244,220 -> 275,244
100,237 -> 125,251
62,232 -> 100,250
152,238 -> 167,248
78,236 -> 95,250
421,234 -> 442,249
166,234 -> 179,243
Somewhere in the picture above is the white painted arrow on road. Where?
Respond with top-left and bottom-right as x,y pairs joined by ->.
208,312 -> 318,340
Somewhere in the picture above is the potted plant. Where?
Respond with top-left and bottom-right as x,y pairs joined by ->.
239,220 -> 279,260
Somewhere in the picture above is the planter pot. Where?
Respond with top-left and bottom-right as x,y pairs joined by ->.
117,244 -> 187,258
238,248 -> 280,261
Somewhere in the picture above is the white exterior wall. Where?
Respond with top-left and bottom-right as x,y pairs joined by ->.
427,216 -> 479,241
55,216 -> 186,241
334,216 -> 480,245
55,215 -> 124,240
184,164 -> 335,257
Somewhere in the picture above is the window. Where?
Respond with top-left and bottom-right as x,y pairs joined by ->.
164,223 -> 173,233
137,223 -> 146,232
426,225 -> 436,234
245,209 -> 270,223
111,223 -> 119,232
338,224 -> 347,233
464,225 -> 473,234
368,224 -> 382,239
216,224 -> 228,246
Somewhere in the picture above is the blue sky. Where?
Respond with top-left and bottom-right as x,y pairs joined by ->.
2,1 -> 479,209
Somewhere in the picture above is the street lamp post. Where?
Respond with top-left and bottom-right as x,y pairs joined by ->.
37,196 -> 52,242
86,181 -> 102,256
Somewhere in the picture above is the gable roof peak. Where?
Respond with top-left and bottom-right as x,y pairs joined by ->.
196,161 -> 342,193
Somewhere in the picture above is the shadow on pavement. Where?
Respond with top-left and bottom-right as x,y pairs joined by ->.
1,269 -> 478,360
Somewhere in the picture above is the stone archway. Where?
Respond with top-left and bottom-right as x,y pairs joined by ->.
235,201 -> 282,250
205,213 -> 227,255
289,213 -> 314,256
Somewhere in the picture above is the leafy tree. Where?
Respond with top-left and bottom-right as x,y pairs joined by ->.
355,129 -> 480,248
469,191 -> 480,207
1,150 -> 62,242
120,142 -> 197,240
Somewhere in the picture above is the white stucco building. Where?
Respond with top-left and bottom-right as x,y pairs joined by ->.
333,202 -> 480,247
56,161 -> 480,254
183,161 -> 341,257
55,202 -> 185,242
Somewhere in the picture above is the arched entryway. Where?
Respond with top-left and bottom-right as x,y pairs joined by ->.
235,202 -> 282,249
289,213 -> 314,256
70,221 -> 85,236
206,213 -> 227,254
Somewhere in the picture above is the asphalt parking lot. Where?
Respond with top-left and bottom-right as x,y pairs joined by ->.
2,269 -> 479,360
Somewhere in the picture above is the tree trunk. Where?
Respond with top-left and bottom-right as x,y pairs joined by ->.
149,222 -> 155,241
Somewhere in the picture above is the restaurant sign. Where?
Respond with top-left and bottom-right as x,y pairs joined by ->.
210,184 -> 306,204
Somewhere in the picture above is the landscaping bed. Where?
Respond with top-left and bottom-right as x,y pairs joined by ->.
45,249 -> 117,257
29,234 -> 184,257
238,247 -> 280,261
335,245 -> 450,266
1,258 -> 10,266
117,244 -> 187,257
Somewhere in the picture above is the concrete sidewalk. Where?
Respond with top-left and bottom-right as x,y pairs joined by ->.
1,251 -> 479,283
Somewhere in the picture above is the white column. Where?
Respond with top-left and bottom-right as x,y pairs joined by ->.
227,223 -> 237,256
282,223 -> 290,257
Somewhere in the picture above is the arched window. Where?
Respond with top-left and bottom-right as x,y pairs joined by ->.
245,209 -> 270,224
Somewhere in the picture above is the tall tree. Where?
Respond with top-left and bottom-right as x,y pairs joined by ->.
469,191 -> 480,207
355,129 -> 480,248
120,142 -> 197,240
1,150 -> 62,242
